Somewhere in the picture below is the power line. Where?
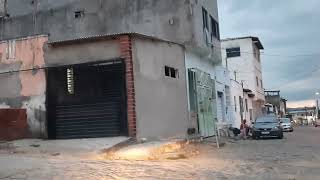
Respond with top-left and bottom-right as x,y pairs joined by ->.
268,64 -> 320,90
213,45 -> 320,58
212,44 -> 320,90
260,52 -> 320,58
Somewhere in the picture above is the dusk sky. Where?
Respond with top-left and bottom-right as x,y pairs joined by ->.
218,0 -> 320,107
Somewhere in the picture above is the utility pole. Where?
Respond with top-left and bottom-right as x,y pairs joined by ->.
305,106 -> 308,125
241,80 -> 245,121
317,99 -> 319,119
316,92 -> 319,119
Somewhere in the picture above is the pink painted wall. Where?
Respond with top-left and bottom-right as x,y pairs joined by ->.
0,36 -> 48,97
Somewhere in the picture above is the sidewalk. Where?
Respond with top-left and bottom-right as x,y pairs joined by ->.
0,137 -> 129,158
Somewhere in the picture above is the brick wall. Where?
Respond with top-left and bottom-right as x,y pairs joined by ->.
119,35 -> 136,137
0,109 -> 29,140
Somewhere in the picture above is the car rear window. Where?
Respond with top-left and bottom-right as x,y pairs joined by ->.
280,118 -> 290,123
256,117 -> 278,123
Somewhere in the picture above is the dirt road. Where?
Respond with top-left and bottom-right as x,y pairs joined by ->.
1,126 -> 320,180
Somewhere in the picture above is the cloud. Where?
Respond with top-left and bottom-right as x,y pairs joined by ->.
218,0 -> 320,101
287,99 -> 316,108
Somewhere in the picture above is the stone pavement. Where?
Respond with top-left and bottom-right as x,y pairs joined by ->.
1,127 -> 320,179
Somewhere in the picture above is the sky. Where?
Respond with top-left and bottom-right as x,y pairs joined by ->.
217,0 -> 320,107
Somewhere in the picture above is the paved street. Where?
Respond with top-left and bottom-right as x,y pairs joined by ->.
1,126 -> 320,180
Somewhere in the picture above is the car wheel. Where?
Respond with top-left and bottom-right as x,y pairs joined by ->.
278,134 -> 284,139
290,129 -> 293,132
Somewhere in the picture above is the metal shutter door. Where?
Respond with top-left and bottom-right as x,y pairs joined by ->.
48,61 -> 127,139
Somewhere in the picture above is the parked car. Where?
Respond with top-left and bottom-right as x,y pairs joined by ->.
314,119 -> 320,127
279,118 -> 293,132
252,116 -> 283,139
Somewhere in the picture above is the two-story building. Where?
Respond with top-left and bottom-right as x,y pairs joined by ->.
185,1 -> 232,138
0,0 -> 224,140
221,36 -> 265,127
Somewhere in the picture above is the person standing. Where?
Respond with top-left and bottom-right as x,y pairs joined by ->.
240,120 -> 249,139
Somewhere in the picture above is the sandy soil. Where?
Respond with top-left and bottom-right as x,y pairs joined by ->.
0,126 -> 320,180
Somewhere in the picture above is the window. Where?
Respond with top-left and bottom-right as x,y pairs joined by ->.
245,99 -> 248,112
188,69 -> 197,112
225,86 -> 231,106
234,71 -> 237,81
74,10 -> 84,18
239,96 -> 244,120
210,16 -> 220,40
260,79 -> 263,88
202,7 -> 209,30
165,66 -> 178,78
202,7 -> 210,45
67,68 -> 75,95
239,96 -> 244,113
6,40 -> 16,59
0,0 -> 6,17
226,47 -> 241,58
249,109 -> 253,121
256,76 -> 259,87
234,96 -> 237,112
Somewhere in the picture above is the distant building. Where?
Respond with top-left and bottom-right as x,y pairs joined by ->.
287,107 -> 316,124
221,36 -> 265,128
280,98 -> 288,117
265,91 -> 287,117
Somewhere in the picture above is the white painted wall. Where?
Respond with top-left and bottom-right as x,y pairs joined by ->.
221,38 -> 265,102
214,65 -> 232,124
230,80 -> 243,129
185,52 -> 232,125
230,79 -> 257,129
243,93 -> 255,123
221,37 -> 266,123
185,52 -> 216,109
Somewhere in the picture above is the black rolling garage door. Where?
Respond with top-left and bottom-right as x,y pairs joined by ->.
47,61 -> 127,139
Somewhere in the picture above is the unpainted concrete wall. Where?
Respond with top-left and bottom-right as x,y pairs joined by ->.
132,37 -> 189,140
44,39 -> 120,66
191,0 -> 221,51
0,35 -> 47,137
1,0 -> 220,60
2,0 -> 193,43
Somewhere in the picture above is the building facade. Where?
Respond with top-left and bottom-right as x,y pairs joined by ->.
221,37 -> 265,126
184,0 -> 232,137
287,107 -> 316,124
0,0 -> 224,140
264,91 -> 288,117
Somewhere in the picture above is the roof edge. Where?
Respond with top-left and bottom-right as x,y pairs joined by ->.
48,32 -> 184,47
222,36 -> 264,50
